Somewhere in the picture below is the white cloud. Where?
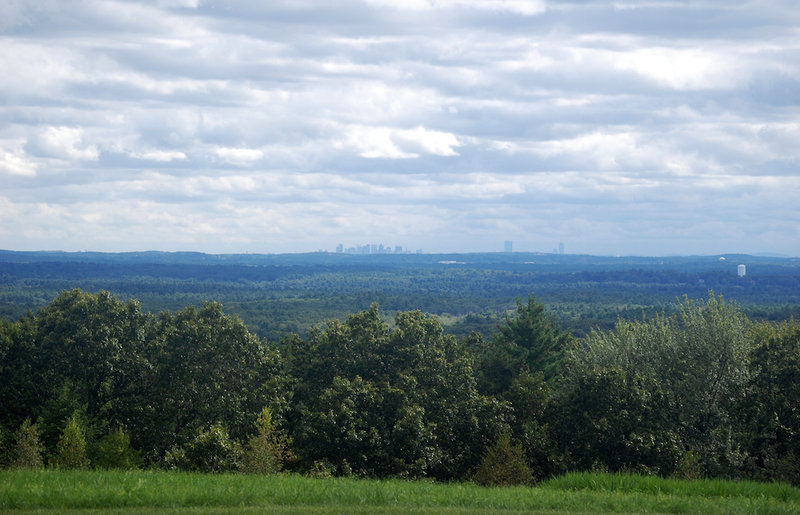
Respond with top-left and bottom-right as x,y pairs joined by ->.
1,0 -> 799,255
157,0 -> 199,8
0,147 -> 37,176
395,126 -> 461,156
341,125 -> 460,159
31,127 -> 99,161
215,147 -> 264,164
363,0 -> 546,15
613,46 -> 743,90
130,150 -> 187,162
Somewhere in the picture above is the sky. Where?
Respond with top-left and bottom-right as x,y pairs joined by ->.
1,0 -> 799,256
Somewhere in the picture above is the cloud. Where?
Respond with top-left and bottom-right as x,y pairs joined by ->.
28,127 -> 99,161
363,0 -> 547,16
341,125 -> 461,159
1,0 -> 799,255
613,46 -> 745,90
129,149 -> 187,162
0,147 -> 37,177
215,147 -> 264,164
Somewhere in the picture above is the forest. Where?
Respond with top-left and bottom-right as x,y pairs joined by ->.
2,250 -> 799,340
1,259 -> 799,485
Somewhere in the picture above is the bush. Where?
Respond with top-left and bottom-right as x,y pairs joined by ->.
474,434 -> 534,487
0,425 -> 10,468
239,407 -> 292,474
672,451 -> 703,480
306,459 -> 335,478
12,419 -> 44,469
166,423 -> 241,473
94,427 -> 141,470
54,414 -> 89,469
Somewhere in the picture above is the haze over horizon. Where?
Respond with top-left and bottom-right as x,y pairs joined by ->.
2,1 -> 799,257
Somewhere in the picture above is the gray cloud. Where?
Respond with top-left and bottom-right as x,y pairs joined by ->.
1,0 -> 798,255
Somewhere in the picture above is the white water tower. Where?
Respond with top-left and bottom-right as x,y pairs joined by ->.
737,264 -> 746,277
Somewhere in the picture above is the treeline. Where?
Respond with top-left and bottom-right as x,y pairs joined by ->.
1,289 -> 798,485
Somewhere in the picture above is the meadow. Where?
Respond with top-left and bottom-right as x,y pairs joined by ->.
1,469 -> 799,514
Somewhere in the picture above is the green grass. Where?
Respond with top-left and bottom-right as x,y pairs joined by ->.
1,469 -> 798,513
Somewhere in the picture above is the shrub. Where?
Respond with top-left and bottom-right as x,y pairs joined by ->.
162,446 -> 187,471
0,425 -> 9,468
11,419 -> 44,469
474,434 -> 534,487
167,423 -> 241,473
94,427 -> 141,470
239,407 -> 292,474
306,459 -> 335,478
54,414 -> 89,469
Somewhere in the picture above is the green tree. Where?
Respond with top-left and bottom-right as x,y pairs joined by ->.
166,423 -> 242,473
240,407 -> 292,474
503,371 -> 560,479
741,320 -> 800,484
0,315 -> 40,432
392,310 -> 508,479
294,375 -> 388,476
147,302 -> 284,460
54,414 -> 89,469
32,289 -> 152,424
93,427 -> 141,470
476,294 -> 571,394
474,434 -> 534,486
35,382 -> 85,459
11,419 -> 44,469
285,306 -> 507,480
558,293 -> 751,476
0,424 -> 10,468
554,366 -> 681,474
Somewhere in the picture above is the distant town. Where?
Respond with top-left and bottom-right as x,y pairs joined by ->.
335,243 -> 422,255
334,241 -> 567,255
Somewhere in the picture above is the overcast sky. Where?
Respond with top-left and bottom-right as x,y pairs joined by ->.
1,0 -> 799,256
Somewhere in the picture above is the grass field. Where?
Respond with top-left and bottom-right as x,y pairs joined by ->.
1,469 -> 798,513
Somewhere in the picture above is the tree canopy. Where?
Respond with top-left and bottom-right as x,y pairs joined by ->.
0,289 -> 798,485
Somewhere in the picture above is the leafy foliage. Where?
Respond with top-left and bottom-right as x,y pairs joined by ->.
286,305 -> 507,479
503,371 -> 560,478
166,423 -> 242,473
143,302 -> 283,460
741,321 -> 800,484
93,427 -> 141,470
0,286 -> 799,485
239,407 -> 292,474
558,293 -> 751,476
11,419 -> 44,469
54,414 -> 89,470
474,434 -> 534,486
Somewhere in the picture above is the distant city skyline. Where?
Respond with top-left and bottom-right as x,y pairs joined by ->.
335,243 -> 419,255
331,240 -> 575,255
2,2 -> 798,257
